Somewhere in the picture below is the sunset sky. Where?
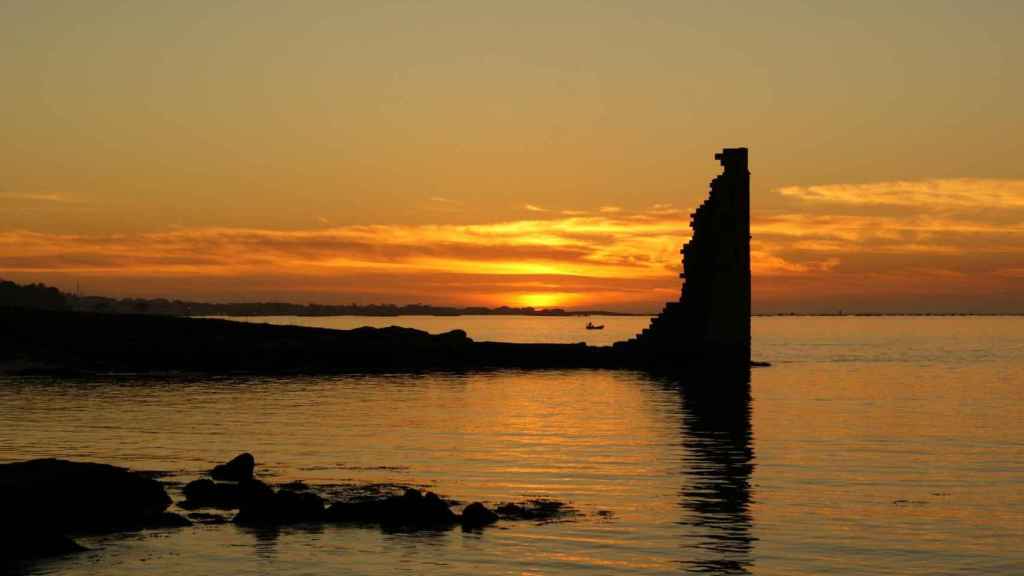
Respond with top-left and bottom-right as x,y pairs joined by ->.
2,1 -> 1022,313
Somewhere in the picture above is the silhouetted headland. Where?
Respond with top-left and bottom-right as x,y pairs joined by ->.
0,148 -> 755,377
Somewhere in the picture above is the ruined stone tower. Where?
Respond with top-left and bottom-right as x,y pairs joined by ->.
616,147 -> 751,372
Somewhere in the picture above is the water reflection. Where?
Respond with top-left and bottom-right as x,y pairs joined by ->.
240,524 -> 283,559
673,371 -> 755,574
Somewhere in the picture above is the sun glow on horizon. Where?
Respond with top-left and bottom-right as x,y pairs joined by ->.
2,176 -> 1024,313
514,292 -> 580,309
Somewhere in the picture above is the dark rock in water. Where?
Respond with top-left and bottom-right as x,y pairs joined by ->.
379,490 -> 456,530
495,502 -> 528,519
495,499 -> 573,522
234,490 -> 325,526
460,502 -> 498,529
240,478 -> 275,502
0,458 -> 173,533
180,477 -> 273,510
211,453 -> 255,481
324,499 -> 388,524
324,489 -> 456,530
181,478 -> 218,506
419,491 -> 458,526
0,458 -> 180,563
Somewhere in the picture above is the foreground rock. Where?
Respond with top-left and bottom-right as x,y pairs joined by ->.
0,459 -> 178,532
0,453 -> 578,570
6,529 -> 86,560
0,458 -> 188,562
211,452 -> 255,481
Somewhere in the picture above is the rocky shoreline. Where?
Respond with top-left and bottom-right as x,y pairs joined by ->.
1,453 -> 576,569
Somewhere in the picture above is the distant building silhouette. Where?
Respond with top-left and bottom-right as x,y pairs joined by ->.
617,148 -> 751,371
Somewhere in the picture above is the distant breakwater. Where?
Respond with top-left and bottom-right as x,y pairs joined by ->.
1,307 -> 624,376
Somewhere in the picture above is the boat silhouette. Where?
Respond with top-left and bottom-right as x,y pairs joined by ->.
586,322 -> 605,330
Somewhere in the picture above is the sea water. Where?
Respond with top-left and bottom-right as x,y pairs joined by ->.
1,316 -> 1022,575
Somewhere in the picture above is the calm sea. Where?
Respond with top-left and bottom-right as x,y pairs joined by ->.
1,316 -> 1022,575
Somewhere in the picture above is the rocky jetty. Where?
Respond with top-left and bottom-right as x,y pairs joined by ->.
0,306 -> 617,375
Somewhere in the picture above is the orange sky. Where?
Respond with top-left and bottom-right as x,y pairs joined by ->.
2,2 -> 1022,313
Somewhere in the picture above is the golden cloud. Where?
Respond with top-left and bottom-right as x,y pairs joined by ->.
2,178 -> 1023,311
778,178 -> 1024,209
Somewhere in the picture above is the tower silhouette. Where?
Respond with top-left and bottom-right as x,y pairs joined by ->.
616,148 -> 751,372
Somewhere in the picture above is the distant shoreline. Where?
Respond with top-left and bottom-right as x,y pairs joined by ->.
752,312 -> 1024,317
203,312 -> 1023,318
4,279 -> 1021,319
197,312 -> 652,318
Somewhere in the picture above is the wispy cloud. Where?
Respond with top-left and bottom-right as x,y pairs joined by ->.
423,196 -> 464,215
524,204 -> 547,212
0,211 -> 692,308
778,178 -> 1024,209
0,192 -> 75,203
429,196 -> 461,205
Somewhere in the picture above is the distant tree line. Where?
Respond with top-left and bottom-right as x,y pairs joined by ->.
66,296 -> 590,317
0,280 -> 68,311
0,278 -> 636,317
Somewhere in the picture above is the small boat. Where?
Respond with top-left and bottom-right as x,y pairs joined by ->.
585,322 -> 605,330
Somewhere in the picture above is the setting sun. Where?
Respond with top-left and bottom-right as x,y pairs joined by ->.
515,292 -> 578,309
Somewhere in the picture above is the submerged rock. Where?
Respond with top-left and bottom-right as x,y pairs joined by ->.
324,489 -> 456,530
234,490 -> 326,526
460,502 -> 499,529
494,499 -> 574,522
323,499 -> 388,524
211,453 -> 255,482
180,477 -> 273,510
